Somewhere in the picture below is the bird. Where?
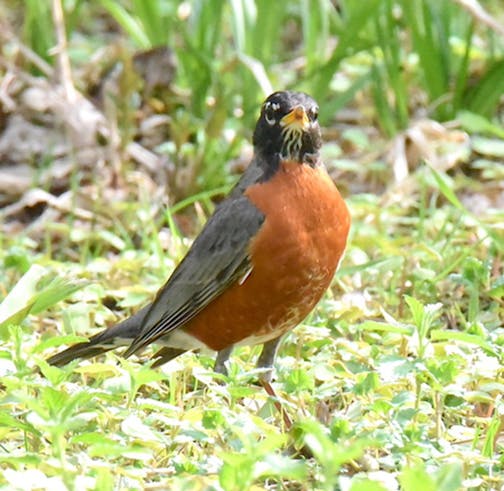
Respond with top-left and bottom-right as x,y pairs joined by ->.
47,90 -> 351,381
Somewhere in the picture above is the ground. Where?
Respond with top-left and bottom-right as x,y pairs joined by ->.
0,1 -> 503,490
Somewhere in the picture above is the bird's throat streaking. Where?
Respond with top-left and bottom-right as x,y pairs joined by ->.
280,124 -> 304,162
279,105 -> 312,163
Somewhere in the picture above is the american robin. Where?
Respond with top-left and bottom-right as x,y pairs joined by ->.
47,91 -> 351,381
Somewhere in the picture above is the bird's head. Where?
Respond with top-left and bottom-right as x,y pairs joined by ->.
253,91 -> 321,165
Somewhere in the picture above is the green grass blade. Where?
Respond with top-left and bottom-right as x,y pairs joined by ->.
311,0 -> 381,99
402,0 -> 449,118
0,265 -> 87,330
131,0 -> 166,46
465,58 -> 504,117
99,0 -> 151,48
452,21 -> 474,114
430,329 -> 497,355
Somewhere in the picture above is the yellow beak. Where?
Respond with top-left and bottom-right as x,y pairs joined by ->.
280,106 -> 310,130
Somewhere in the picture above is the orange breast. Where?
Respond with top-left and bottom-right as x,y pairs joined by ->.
183,160 -> 351,350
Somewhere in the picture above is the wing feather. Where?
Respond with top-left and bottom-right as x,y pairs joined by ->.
123,193 -> 264,357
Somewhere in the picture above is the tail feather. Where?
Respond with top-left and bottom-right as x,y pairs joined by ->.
151,347 -> 187,368
47,341 -> 118,367
47,305 -> 151,366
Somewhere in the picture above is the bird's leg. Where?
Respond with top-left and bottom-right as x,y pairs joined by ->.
214,338 -> 292,429
257,336 -> 292,428
256,336 -> 283,382
213,345 -> 234,376
213,336 -> 282,380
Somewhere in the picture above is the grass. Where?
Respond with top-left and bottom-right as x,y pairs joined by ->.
1,161 -> 502,489
1,0 -> 504,489
15,0 -> 504,135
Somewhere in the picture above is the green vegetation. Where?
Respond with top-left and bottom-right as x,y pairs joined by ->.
0,0 -> 503,489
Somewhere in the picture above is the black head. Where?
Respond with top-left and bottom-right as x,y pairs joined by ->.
253,91 -> 321,164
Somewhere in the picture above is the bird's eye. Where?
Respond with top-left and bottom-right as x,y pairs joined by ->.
263,102 -> 277,125
309,106 -> 319,122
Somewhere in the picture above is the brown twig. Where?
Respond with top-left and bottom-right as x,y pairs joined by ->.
452,0 -> 504,37
50,0 -> 76,102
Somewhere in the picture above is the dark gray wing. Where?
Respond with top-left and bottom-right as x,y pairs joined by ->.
123,165 -> 265,357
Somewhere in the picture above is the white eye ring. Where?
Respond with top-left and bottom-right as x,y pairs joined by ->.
309,106 -> 319,121
263,102 -> 277,126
